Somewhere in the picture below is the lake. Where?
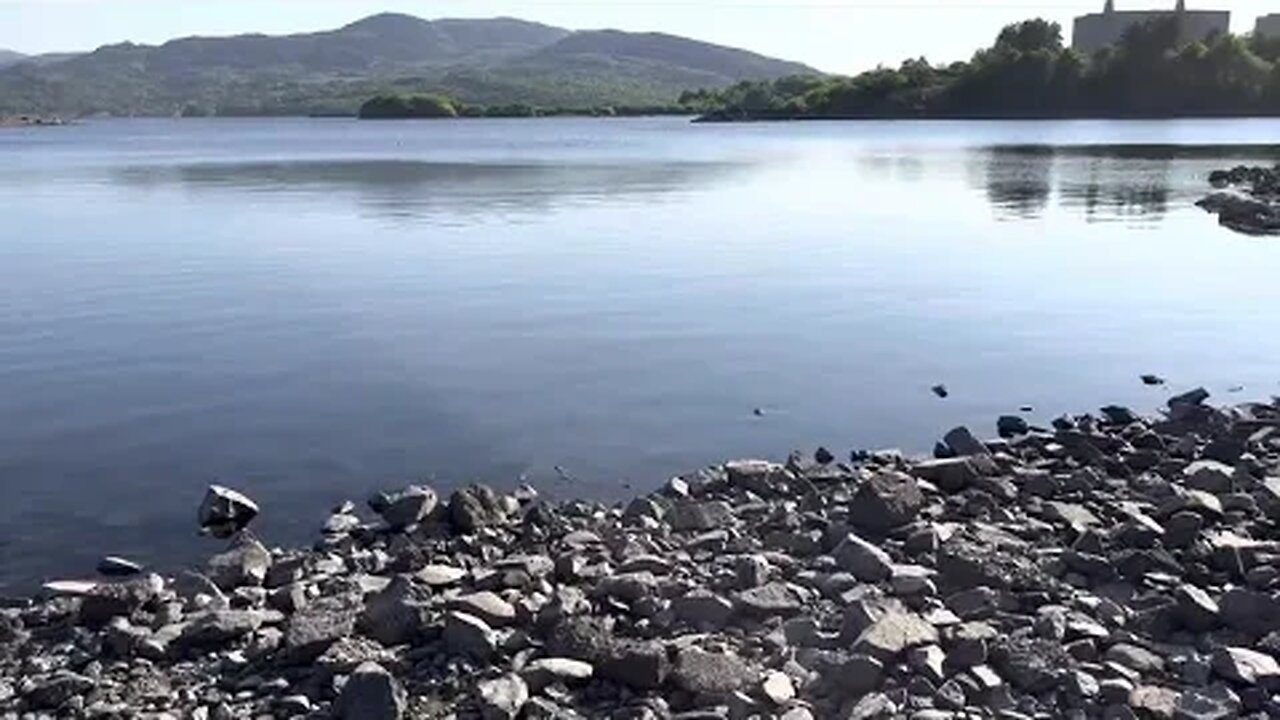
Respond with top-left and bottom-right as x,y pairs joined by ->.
2,117 -> 1278,591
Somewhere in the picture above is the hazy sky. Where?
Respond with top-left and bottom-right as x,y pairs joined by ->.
0,1 -> 1273,74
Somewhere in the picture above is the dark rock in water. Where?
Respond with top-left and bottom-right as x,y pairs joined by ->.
97,556 -> 143,577
943,426 -> 989,457
197,484 -> 260,539
848,471 -> 924,532
374,485 -> 438,530
1100,405 -> 1139,425
815,446 -> 835,465
1141,374 -> 1166,386
335,662 -> 405,720
932,384 -> 949,398
996,415 -> 1030,438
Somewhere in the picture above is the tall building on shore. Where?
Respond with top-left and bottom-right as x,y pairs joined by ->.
1072,1 -> 1230,55
1258,14 -> 1280,38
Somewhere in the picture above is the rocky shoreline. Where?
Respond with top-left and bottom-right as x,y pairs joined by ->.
6,388 -> 1280,718
1198,166 -> 1280,236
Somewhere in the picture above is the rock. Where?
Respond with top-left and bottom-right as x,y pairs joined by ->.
912,457 -> 981,492
334,662 -> 405,720
97,556 -> 143,577
932,384 -> 949,399
78,574 -> 163,625
522,658 -> 594,691
725,459 -> 789,495
673,590 -> 735,628
601,641 -> 669,690
1101,405 -> 1140,425
1107,643 -> 1166,675
283,597 -> 359,661
943,426 -> 989,456
997,415 -> 1030,438
991,638 -> 1069,693
206,536 -> 272,590
417,564 -> 467,587
1173,584 -> 1220,632
375,485 -> 438,530
476,674 -> 529,720
180,610 -> 264,648
443,611 -> 497,661
1130,685 -> 1180,719
448,591 -> 517,627
198,484 -> 260,539
1212,646 -> 1280,687
833,533 -> 894,582
1220,588 -> 1280,637
847,692 -> 897,719
24,671 -> 96,710
854,610 -> 938,661
450,484 -> 507,533
837,653 -> 884,697
359,575 -> 427,646
735,555 -> 770,589
673,648 -> 758,695
670,501 -> 734,532
1142,374 -> 1166,386
761,671 -> 795,705
848,471 -> 925,532
734,582 -> 803,617
1184,461 -> 1234,494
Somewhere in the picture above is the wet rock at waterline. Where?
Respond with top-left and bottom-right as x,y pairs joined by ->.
7,390 -> 1280,717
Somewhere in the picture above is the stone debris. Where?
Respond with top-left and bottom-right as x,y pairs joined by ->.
8,390 -> 1280,717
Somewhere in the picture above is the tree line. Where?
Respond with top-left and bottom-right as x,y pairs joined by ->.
357,94 -> 689,120
682,18 -> 1280,120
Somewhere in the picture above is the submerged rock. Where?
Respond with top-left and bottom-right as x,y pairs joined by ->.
197,484 -> 260,539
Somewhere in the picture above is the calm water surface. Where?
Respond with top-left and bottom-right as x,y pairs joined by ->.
2,117 -> 1279,589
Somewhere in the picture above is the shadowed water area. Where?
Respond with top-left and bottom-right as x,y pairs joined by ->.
2,117 -> 1279,591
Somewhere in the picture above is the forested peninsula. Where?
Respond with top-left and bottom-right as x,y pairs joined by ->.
684,18 -> 1280,121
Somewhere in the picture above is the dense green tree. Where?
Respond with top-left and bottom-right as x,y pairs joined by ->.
359,93 -> 458,119
693,16 -> 1280,121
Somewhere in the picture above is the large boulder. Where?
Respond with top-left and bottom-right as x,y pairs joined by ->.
372,485 -> 439,530
198,485 -> 260,539
848,471 -> 925,533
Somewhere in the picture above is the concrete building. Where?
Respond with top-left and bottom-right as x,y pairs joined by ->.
1257,14 -> 1280,39
1072,1 -> 1231,55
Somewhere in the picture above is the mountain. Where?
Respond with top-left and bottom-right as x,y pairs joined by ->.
0,50 -> 25,68
0,14 -> 817,116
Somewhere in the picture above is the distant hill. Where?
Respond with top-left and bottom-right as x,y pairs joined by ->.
0,14 -> 817,116
0,50 -> 25,68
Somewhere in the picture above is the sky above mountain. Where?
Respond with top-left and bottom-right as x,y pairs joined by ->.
0,0 -> 1274,74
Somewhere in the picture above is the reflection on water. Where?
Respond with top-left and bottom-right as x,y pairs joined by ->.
113,160 -> 744,221
979,144 -> 1280,223
7,118 -> 1280,591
